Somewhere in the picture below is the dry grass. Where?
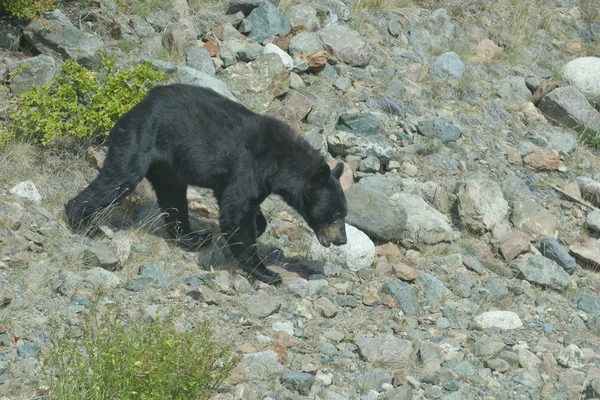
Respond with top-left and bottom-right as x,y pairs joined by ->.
353,0 -> 414,11
188,0 -> 226,14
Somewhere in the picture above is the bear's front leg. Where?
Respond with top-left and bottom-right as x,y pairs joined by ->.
218,202 -> 282,285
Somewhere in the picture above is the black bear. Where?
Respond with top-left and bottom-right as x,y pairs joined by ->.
65,83 -> 348,285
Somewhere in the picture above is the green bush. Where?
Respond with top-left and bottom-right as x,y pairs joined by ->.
1,0 -> 57,19
2,56 -> 166,146
48,305 -> 239,400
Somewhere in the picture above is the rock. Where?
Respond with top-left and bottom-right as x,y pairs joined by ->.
23,10 -> 104,68
416,273 -> 450,303
393,262 -> 417,281
474,337 -> 506,359
289,31 -> 325,56
319,25 -> 373,67
497,77 -> 531,101
0,21 -> 21,50
513,256 -> 572,291
475,39 -> 502,61
246,1 -> 290,43
124,276 -> 154,292
146,9 -> 180,32
345,185 -> 407,241
538,86 -> 600,133
417,118 -> 462,143
429,52 -> 465,80
314,297 -> 338,318
240,350 -> 283,381
576,177 -> 600,208
186,45 -> 215,75
356,337 -> 414,367
307,224 -> 374,272
473,311 -> 523,330
263,43 -> 293,69
17,343 -> 38,359
408,8 -> 454,51
336,294 -> 357,308
297,259 -> 342,277
281,368 -> 315,395
336,113 -> 380,137
570,236 -> 600,269
287,4 -> 320,31
557,344 -> 586,369
523,149 -> 560,171
327,129 -> 397,161
562,57 -> 600,106
245,294 -> 282,318
138,264 -> 168,285
129,16 -> 155,38
226,0 -> 269,15
218,53 -> 288,111
0,202 -> 25,230
83,245 -> 119,270
499,231 -> 530,261
511,199 -> 559,239
9,181 -> 41,204
380,279 -> 422,316
162,19 -> 198,53
586,210 -> 600,231
538,237 -> 577,275
359,156 -> 380,173
457,178 -> 508,233
391,193 -> 455,249
81,267 -> 121,289
486,358 -> 510,372
220,37 -> 262,65
327,159 -> 353,191
577,291 -> 600,316
6,55 -> 57,94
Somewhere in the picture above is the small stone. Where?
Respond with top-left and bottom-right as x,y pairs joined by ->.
507,147 -> 523,165
124,276 -> 154,292
392,262 -> 417,281
380,279 -> 421,316
499,231 -> 530,261
359,156 -> 381,173
18,343 -> 38,359
139,263 -> 168,285
272,321 -> 294,336
523,149 -> 560,171
333,77 -> 352,91
9,180 -> 42,204
324,330 -> 345,343
570,236 -> 600,269
586,210 -> 600,232
314,297 -> 338,318
336,294 -> 357,308
81,267 -> 120,289
240,350 -> 283,381
356,338 -> 414,367
281,368 -> 315,396
246,294 -> 282,318
557,344 -> 586,369
486,358 -> 510,372
538,236 -> 577,275
363,287 -> 380,306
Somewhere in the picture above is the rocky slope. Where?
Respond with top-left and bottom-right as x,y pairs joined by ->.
1,0 -> 600,399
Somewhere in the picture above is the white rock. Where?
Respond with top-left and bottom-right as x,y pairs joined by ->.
9,180 -> 41,204
563,57 -> 600,106
473,311 -> 523,330
263,43 -> 293,70
272,321 -> 294,336
81,267 -> 121,289
557,344 -> 586,369
307,224 -> 375,272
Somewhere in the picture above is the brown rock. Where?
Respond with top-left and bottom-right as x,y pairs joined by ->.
393,262 -> 418,281
532,79 -> 559,106
265,342 -> 287,363
275,330 -> 297,347
327,159 -> 353,191
345,155 -> 362,172
499,231 -> 530,261
570,236 -> 600,269
299,50 -> 329,72
565,40 -> 585,55
203,37 -> 219,57
265,91 -> 314,135
363,287 -> 380,306
563,182 -> 582,200
400,250 -> 421,267
382,295 -> 398,308
475,39 -> 502,61
393,369 -> 408,387
375,258 -> 392,275
375,242 -> 401,260
523,149 -> 560,171
507,147 -> 523,165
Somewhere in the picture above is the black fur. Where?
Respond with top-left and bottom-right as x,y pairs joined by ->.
65,84 -> 347,285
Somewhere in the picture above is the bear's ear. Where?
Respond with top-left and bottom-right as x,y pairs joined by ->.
312,164 -> 331,184
332,162 -> 344,180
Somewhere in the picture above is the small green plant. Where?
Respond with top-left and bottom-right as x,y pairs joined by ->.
580,128 -> 600,149
47,304 -> 239,399
2,55 -> 166,146
1,0 -> 56,19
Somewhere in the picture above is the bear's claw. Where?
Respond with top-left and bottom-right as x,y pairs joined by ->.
178,232 -> 212,249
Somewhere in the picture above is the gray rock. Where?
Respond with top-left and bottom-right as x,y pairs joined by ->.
124,276 -> 154,292
538,86 -> 600,133
330,131 -> 398,162
18,343 -> 38,359
6,54 -> 57,94
474,336 -> 505,359
513,369 -> 543,389
577,291 -> 600,316
359,156 -> 380,173
83,244 -> 119,270
0,21 -> 21,50
139,264 -> 168,285
357,174 -> 403,196
9,180 -> 42,204
246,1 -> 290,43
286,279 -> 308,297
525,75 -> 540,92
408,8 -> 454,52
576,177 -> 600,208
336,113 -> 380,137
333,76 -> 352,91
129,16 -> 155,38
82,267 -> 121,289
336,294 -> 357,308
307,224 -> 374,272
429,52 -> 465,80
416,273 -> 450,303
146,9 -> 181,32
473,311 -> 523,330
419,342 -> 445,373
221,37 -> 263,64
380,279 -> 422,316
462,254 -> 485,275
454,361 -> 477,377
23,10 -> 104,68
288,31 -> 325,56
457,178 -> 508,233
513,256 -> 572,291
245,294 -> 282,318
586,209 -> 600,231
306,99 -> 338,127
562,56 -> 600,106
391,193 -> 455,249
297,260 -> 342,277
226,0 -> 272,15
232,275 -> 254,293
541,127 -> 577,155
241,350 -> 283,380
356,337 -> 414,367
354,372 -> 393,392
186,45 -> 215,75
557,344 -> 586,369
344,185 -> 407,242
496,77 -> 531,101
0,202 -> 25,230
486,358 -> 510,372
538,237 -> 577,275
319,24 -> 373,67
511,199 -> 559,239
281,368 -> 315,395
162,18 -> 198,53
287,4 -> 320,31
417,118 -> 462,143
314,296 -> 338,318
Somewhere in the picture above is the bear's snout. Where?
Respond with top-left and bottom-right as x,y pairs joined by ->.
317,221 -> 347,247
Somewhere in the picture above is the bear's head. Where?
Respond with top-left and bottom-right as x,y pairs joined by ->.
302,162 -> 348,247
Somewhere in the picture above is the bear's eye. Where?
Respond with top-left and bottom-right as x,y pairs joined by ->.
332,212 -> 342,220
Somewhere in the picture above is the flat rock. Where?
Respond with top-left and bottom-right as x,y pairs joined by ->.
246,1 -> 290,43
319,25 -> 373,67
576,177 -> 600,208
513,256 -> 572,291
511,199 -> 559,240
523,149 -> 560,171
570,236 -> 600,269
562,57 -> 600,106
9,181 -> 41,204
457,178 -> 508,233
356,337 -> 414,367
239,350 -> 283,381
500,231 -> 530,261
538,86 -> 600,133
473,311 -> 523,330
380,279 -> 422,316
417,118 -> 462,143
538,237 -> 577,275
7,55 -> 57,94
245,294 -> 282,318
82,267 -> 120,289
83,245 -> 119,270
307,224 -> 374,272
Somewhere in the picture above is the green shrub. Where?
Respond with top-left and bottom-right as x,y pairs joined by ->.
580,129 -> 600,149
47,305 -> 239,400
1,0 -> 57,19
2,56 -> 166,146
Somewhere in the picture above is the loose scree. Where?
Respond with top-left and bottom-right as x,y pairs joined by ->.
65,84 -> 348,285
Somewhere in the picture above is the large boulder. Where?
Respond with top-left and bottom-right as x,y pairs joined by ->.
562,57 -> 600,106
6,55 -> 58,94
538,86 -> 600,133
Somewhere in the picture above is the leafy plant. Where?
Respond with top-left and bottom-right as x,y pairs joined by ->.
47,304 -> 239,399
2,56 -> 166,146
1,0 -> 57,19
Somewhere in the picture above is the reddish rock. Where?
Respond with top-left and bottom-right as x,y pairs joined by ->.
375,258 -> 392,275
523,149 -> 560,171
265,342 -> 287,363
500,231 -> 531,261
393,262 -> 418,281
375,242 -> 402,260
327,159 -> 354,191
363,287 -> 380,306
